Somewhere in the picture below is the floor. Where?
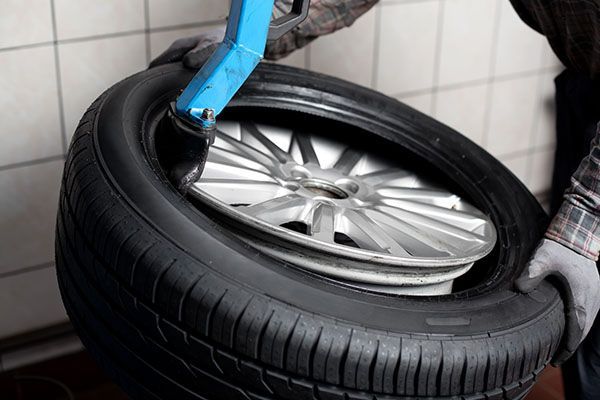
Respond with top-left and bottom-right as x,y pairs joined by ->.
0,350 -> 565,399
526,366 -> 565,400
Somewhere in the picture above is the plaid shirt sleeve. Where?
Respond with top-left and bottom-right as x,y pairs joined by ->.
510,0 -> 600,79
266,0 -> 379,60
546,124 -> 600,261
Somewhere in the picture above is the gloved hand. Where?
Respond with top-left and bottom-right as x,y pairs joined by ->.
150,0 -> 378,69
149,26 -> 225,69
516,238 -> 600,363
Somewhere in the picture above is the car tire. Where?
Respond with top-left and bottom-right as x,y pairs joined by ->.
56,62 -> 564,400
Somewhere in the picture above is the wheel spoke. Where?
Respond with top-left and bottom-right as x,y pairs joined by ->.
192,179 -> 292,205
373,187 -> 460,208
338,209 -> 410,255
372,204 -> 491,257
363,208 -> 461,256
376,198 -> 488,232
357,168 -> 414,186
215,130 -> 281,172
207,146 -> 271,175
310,203 -> 336,242
242,122 -> 293,163
202,158 -> 277,182
243,195 -> 314,226
333,147 -> 363,175
293,131 -> 320,166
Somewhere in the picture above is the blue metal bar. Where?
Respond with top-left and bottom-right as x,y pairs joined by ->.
176,0 -> 275,127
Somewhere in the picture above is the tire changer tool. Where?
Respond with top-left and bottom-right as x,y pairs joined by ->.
168,0 -> 310,190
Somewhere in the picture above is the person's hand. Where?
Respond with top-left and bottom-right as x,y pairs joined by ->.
149,26 -> 225,69
150,0 -> 378,68
516,238 -> 600,363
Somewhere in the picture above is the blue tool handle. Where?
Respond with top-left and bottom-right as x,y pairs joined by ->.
175,0 -> 310,128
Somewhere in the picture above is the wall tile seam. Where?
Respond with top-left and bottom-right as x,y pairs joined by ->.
0,155 -> 66,172
49,0 -> 68,155
498,143 -> 556,161
429,0 -> 446,116
481,0 -> 505,150
144,0 -> 152,65
0,261 -> 56,281
0,19 -> 226,53
523,45 -> 555,185
390,66 -> 560,100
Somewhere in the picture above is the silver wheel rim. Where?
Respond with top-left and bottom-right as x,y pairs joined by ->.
188,119 -> 497,277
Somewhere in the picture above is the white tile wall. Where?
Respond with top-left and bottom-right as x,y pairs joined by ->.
59,34 -> 147,138
0,160 -> 63,276
376,1 -> 440,94
501,153 -> 529,184
0,46 -> 63,165
0,0 -> 562,340
437,0 -> 497,86
486,75 -> 539,156
308,7 -> 377,87
435,83 -> 488,145
0,266 -> 67,339
533,70 -> 559,148
529,148 -> 556,194
0,1 -> 53,49
148,0 -> 229,28
54,0 -> 145,40
494,1 -> 546,76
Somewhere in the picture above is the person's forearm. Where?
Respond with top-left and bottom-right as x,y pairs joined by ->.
266,0 -> 379,60
546,124 -> 600,260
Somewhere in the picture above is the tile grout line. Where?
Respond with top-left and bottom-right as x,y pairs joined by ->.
480,0 -> 503,150
390,66 -> 558,99
0,20 -> 226,54
429,0 -> 445,116
0,261 -> 55,280
370,4 -> 382,89
0,154 -> 65,172
60,28 -> 147,44
0,41 -> 55,54
523,45 -> 552,186
144,0 -> 151,65
497,143 -> 556,162
49,0 -> 68,155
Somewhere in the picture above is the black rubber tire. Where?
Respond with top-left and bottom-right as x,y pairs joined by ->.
56,63 -> 564,400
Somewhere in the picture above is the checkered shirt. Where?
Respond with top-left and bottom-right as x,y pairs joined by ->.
266,0 -> 379,60
546,124 -> 600,260
510,0 -> 600,79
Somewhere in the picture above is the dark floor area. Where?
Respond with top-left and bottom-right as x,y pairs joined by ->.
0,351 -> 127,400
0,350 -> 564,399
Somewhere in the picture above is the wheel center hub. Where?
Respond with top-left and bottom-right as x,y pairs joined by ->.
299,179 -> 348,199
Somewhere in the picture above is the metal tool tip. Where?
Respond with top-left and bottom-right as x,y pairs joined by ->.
201,108 -> 215,122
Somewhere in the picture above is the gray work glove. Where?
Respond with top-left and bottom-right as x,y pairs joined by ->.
516,238 -> 600,364
149,26 -> 225,69
149,0 -> 378,69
